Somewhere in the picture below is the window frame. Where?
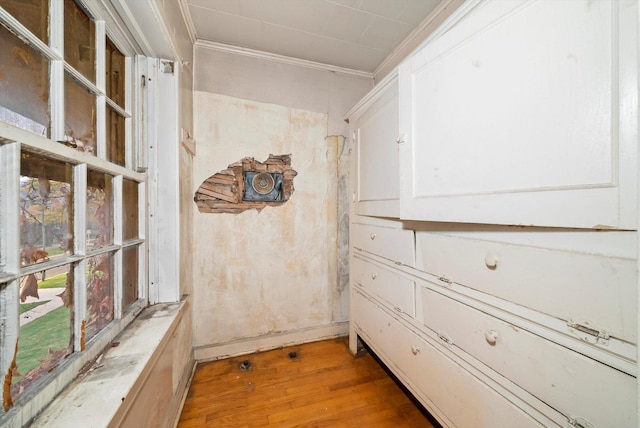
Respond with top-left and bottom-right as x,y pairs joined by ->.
0,0 -> 150,423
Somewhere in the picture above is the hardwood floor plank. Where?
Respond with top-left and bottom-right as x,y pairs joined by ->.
178,337 -> 439,427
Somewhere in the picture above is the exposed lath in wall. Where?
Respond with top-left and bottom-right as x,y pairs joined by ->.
194,154 -> 297,214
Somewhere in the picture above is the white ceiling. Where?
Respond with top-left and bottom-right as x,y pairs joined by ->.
183,0 -> 444,73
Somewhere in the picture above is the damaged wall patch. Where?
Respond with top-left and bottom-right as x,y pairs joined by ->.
194,154 -> 297,214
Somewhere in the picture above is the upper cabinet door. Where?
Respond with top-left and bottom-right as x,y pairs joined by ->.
399,0 -> 638,229
348,74 -> 401,218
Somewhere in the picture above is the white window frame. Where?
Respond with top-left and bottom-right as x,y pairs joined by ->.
0,1 -> 156,424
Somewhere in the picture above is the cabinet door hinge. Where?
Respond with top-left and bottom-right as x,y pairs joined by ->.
437,275 -> 452,286
568,416 -> 594,428
437,331 -> 453,346
567,320 -> 609,345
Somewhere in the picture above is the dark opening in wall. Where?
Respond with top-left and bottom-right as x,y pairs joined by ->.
194,154 -> 297,214
243,171 -> 283,201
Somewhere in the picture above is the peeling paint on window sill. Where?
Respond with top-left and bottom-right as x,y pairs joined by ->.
30,300 -> 189,427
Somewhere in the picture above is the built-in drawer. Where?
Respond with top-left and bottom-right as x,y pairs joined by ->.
418,286 -> 636,428
351,256 -> 415,317
416,231 -> 637,344
351,290 -> 548,427
351,223 -> 415,267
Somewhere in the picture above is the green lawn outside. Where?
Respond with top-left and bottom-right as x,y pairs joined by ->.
19,301 -> 49,314
45,247 -> 65,257
15,306 -> 71,381
38,273 -> 67,289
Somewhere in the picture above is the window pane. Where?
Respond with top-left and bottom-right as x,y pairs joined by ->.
64,0 -> 95,82
64,75 -> 96,154
0,0 -> 49,43
105,37 -> 125,108
122,245 -> 138,308
106,106 -> 125,166
123,179 -> 138,241
87,170 -> 113,249
12,265 -> 73,400
0,24 -> 49,136
86,252 -> 113,340
20,152 -> 73,267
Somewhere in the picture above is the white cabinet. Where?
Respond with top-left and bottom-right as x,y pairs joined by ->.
346,73 -> 400,218
350,222 -> 415,267
351,257 -> 415,317
352,289 -> 547,428
398,0 -> 638,229
418,286 -> 636,428
416,231 -> 638,354
348,1 -> 639,427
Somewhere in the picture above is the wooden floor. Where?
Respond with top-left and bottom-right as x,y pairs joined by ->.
178,337 -> 440,427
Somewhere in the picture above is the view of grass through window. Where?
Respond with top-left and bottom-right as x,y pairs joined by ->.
15,151 -> 74,399
14,271 -> 72,398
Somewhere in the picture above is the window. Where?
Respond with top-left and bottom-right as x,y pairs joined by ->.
0,0 -> 147,422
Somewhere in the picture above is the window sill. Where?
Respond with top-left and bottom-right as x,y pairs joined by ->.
31,300 -> 187,427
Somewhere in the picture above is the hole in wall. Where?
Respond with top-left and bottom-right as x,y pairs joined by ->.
194,154 -> 297,214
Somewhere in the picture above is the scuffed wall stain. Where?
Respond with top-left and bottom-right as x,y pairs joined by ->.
192,92 -> 341,348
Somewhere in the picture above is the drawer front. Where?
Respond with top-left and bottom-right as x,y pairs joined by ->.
416,231 -> 637,344
351,223 -> 414,267
419,287 -> 636,428
351,257 -> 415,317
352,290 -> 547,428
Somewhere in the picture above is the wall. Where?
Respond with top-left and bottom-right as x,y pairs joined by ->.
192,93 -> 344,359
194,45 -> 372,137
191,46 -> 372,358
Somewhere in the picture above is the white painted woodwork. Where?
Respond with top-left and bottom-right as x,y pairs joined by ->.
1,1 -> 193,425
148,59 -> 180,304
418,287 -> 636,428
352,289 -> 549,428
347,72 -> 400,217
351,222 -> 415,267
31,302 -> 191,428
73,164 -> 88,351
351,256 -> 415,317
349,0 -> 639,426
398,0 -> 638,229
416,231 -> 638,345
0,143 -> 20,396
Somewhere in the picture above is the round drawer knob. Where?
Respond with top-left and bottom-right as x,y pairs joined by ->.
485,330 -> 498,346
484,253 -> 499,269
411,345 -> 420,355
370,233 -> 377,240
371,273 -> 377,280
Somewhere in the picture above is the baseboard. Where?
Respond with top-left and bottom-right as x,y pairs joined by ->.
193,322 -> 349,362
171,355 -> 197,428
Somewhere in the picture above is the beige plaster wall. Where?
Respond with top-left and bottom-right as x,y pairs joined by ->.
194,46 -> 373,137
192,92 -> 344,353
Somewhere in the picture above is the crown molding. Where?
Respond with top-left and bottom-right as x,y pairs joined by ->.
195,39 -> 374,79
373,0 -> 465,82
343,68 -> 398,123
178,0 -> 197,45
109,0 -> 178,59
